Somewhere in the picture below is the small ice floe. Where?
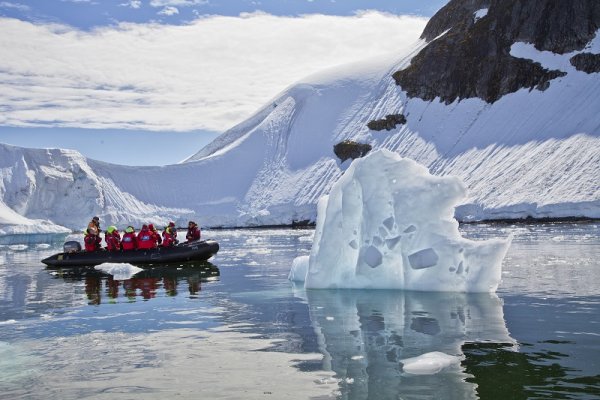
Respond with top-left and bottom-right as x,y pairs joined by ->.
400,351 -> 461,375
95,263 -> 143,280
8,244 -> 28,251
245,237 -> 264,245
35,243 -> 51,249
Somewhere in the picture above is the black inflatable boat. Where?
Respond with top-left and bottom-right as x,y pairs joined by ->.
42,240 -> 219,267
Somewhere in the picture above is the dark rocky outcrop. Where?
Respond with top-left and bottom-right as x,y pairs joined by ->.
393,0 -> 600,104
367,114 -> 407,131
333,140 -> 372,162
570,53 -> 600,73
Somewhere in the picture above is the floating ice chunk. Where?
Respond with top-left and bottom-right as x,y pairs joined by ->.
289,149 -> 511,292
408,248 -> 439,270
7,244 -> 28,251
95,263 -> 143,280
401,351 -> 461,375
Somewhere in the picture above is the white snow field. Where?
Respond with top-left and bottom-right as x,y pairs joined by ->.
288,150 -> 511,292
1,29 -> 599,233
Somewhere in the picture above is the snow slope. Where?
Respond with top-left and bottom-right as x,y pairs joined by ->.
185,34 -> 600,223
1,30 -> 599,231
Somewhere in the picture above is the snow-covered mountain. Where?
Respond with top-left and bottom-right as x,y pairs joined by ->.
1,0 -> 599,233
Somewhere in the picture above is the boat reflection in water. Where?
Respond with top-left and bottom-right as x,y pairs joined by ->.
47,262 -> 220,304
295,288 -> 515,400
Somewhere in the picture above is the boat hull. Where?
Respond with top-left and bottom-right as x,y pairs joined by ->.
41,240 -> 219,267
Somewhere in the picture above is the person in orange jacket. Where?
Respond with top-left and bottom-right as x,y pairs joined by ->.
87,216 -> 101,235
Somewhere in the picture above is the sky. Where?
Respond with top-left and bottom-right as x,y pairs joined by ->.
0,0 -> 446,166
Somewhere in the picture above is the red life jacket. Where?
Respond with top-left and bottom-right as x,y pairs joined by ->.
84,234 -> 101,252
151,230 -> 162,245
137,228 -> 157,249
121,232 -> 137,250
105,231 -> 121,251
162,228 -> 176,247
186,226 -> 200,242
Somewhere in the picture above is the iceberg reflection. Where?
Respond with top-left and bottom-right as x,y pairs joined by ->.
301,289 -> 515,399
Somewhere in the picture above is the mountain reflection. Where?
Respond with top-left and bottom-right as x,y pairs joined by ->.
301,290 -> 515,400
49,263 -> 220,304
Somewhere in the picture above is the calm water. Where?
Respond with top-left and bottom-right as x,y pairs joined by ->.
0,224 -> 599,399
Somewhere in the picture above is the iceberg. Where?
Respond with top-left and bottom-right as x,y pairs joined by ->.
289,149 -> 511,292
94,263 -> 144,280
400,352 -> 461,375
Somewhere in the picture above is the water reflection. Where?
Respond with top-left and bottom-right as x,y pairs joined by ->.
47,263 -> 220,304
298,289 -> 514,399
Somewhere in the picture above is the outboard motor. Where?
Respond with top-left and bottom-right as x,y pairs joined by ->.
63,241 -> 82,253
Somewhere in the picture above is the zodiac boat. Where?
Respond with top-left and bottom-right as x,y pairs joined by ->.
42,239 -> 219,267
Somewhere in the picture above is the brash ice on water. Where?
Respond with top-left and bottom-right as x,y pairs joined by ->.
289,149 -> 511,292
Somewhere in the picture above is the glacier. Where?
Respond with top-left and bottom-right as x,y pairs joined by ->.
1,29 -> 599,233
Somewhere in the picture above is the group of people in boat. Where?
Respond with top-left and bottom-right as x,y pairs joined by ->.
84,216 -> 201,252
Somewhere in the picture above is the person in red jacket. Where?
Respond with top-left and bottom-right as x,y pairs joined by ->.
84,228 -> 102,252
138,224 -> 158,249
104,225 -> 121,251
121,226 -> 137,250
162,225 -> 177,247
148,224 -> 162,246
185,221 -> 201,243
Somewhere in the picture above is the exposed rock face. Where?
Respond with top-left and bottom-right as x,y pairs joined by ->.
367,114 -> 407,131
333,140 -> 372,163
570,53 -> 600,73
393,0 -> 600,104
